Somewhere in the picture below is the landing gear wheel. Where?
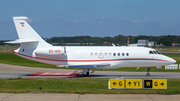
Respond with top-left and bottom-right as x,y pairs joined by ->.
83,72 -> 89,77
82,68 -> 89,77
146,67 -> 150,76
146,73 -> 150,76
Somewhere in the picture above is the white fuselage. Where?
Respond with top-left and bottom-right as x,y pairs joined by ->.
14,46 -> 176,69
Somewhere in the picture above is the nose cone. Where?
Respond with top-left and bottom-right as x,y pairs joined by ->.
169,57 -> 176,64
163,56 -> 176,64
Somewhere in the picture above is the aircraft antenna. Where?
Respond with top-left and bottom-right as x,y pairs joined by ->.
112,43 -> 116,47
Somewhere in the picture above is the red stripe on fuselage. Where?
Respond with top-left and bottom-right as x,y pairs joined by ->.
14,52 -> 169,62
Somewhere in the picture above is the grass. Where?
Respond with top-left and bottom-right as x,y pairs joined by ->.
0,45 -> 19,51
0,78 -> 180,94
154,46 -> 180,52
0,52 -> 58,68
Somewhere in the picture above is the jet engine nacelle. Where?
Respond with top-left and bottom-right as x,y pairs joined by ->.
33,47 -> 66,58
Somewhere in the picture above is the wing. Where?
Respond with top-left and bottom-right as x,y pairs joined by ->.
67,63 -> 111,68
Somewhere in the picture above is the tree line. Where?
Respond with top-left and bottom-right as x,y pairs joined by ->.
46,35 -> 180,46
1,35 -> 180,46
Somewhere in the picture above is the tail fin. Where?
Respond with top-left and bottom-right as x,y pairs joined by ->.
8,16 -> 51,48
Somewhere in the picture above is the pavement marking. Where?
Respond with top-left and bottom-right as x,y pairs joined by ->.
27,72 -> 81,77
77,94 -> 80,101
147,94 -> 154,101
1,93 -> 13,101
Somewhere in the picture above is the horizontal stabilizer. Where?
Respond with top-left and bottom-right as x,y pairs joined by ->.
4,39 -> 38,44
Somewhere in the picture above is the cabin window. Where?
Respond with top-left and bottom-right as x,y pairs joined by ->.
105,53 -> 107,56
100,53 -> 102,56
126,53 -> 129,56
109,53 -> 112,56
95,53 -> 98,56
113,53 -> 116,56
90,52 -> 93,56
118,53 -> 120,56
122,53 -> 124,56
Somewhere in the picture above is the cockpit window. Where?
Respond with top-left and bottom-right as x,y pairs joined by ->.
149,50 -> 161,55
149,51 -> 154,54
156,51 -> 161,54
153,51 -> 157,54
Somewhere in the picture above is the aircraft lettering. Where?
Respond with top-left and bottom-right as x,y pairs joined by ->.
49,50 -> 53,53
55,50 -> 61,53
49,50 -> 61,53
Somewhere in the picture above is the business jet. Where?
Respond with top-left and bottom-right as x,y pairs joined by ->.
5,16 -> 176,76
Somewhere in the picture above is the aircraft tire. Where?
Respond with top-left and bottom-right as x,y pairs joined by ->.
146,73 -> 150,76
83,72 -> 89,77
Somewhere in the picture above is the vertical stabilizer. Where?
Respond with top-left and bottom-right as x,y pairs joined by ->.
13,16 -> 52,48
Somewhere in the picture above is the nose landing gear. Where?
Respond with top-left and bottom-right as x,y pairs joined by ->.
146,67 -> 150,76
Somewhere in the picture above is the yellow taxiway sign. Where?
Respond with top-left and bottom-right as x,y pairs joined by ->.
125,79 -> 142,89
109,79 -> 125,89
144,79 -> 167,89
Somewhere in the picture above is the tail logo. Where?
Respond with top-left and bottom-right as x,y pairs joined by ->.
20,22 -> 24,27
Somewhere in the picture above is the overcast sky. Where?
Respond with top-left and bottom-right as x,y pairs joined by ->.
1,0 -> 180,40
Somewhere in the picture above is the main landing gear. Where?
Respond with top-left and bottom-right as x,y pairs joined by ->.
146,67 -> 150,76
82,68 -> 89,77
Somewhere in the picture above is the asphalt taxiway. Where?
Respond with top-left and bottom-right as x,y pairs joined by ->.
0,63 -> 180,79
